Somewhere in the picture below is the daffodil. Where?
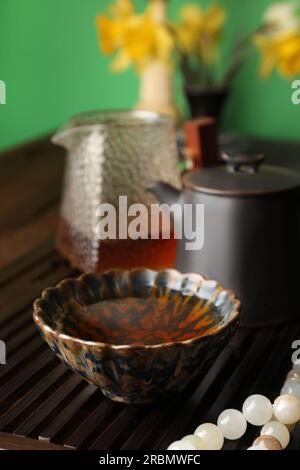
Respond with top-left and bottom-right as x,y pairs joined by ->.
96,0 -> 175,73
175,4 -> 226,63
96,15 -> 124,54
175,6 -> 204,55
96,0 -> 134,54
254,1 -> 300,78
204,4 -> 227,38
110,0 -> 133,18
254,31 -> 300,77
263,1 -> 300,35
112,14 -> 174,72
180,4 -> 205,29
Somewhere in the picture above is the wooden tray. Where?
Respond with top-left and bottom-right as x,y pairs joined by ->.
0,136 -> 299,450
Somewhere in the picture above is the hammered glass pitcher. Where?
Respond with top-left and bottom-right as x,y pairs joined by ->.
52,110 -> 181,272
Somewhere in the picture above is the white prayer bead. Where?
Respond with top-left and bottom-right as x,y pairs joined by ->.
281,379 -> 300,400
286,370 -> 300,382
253,435 -> 282,450
194,423 -> 224,450
167,440 -> 197,450
182,434 -> 207,449
273,394 -> 300,425
271,413 -> 295,433
217,409 -> 247,440
260,421 -> 290,449
242,394 -> 273,426
247,446 -> 266,450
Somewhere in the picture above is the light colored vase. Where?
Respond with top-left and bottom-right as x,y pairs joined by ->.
136,61 -> 177,117
135,0 -> 177,118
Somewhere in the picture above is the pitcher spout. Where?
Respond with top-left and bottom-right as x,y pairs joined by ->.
147,181 -> 181,207
51,127 -> 84,150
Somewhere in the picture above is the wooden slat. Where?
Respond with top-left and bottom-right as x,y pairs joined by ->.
0,212 -> 58,272
0,135 -> 64,270
0,252 -> 73,326
0,335 -> 43,379
89,406 -> 142,450
0,349 -> 55,403
1,307 -> 34,340
13,374 -> 82,437
64,399 -> 116,449
0,364 -> 68,430
0,136 -> 63,226
0,239 -> 54,287
0,432 -> 69,450
201,328 -> 277,423
121,330 -> 249,450
39,384 -> 98,442
152,330 -> 250,449
6,323 -> 38,357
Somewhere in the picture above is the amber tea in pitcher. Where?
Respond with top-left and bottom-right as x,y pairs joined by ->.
52,110 -> 181,272
58,217 -> 178,272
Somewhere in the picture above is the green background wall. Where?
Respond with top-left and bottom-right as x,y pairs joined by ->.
0,0 -> 299,151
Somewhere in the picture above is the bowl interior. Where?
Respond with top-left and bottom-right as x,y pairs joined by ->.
37,269 -> 239,346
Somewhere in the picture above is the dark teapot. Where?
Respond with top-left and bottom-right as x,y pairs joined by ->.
149,151 -> 300,327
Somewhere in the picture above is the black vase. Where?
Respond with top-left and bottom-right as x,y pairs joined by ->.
185,85 -> 229,120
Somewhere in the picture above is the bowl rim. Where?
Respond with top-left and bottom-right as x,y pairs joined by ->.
33,268 -> 241,351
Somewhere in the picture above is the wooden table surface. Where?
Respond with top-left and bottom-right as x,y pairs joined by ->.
0,135 -> 299,450
0,137 -> 64,270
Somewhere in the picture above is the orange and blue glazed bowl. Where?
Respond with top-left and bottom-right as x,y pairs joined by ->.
33,269 -> 240,404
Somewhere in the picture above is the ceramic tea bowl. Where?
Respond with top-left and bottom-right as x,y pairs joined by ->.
33,269 -> 240,404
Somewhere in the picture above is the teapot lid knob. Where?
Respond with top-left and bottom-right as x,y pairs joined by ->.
221,152 -> 265,174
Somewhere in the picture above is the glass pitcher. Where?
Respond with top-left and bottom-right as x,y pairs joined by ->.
52,110 -> 181,272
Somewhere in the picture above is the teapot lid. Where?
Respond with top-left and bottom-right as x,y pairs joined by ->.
183,153 -> 300,196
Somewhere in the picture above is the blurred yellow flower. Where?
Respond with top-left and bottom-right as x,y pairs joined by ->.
175,6 -> 204,54
96,16 -> 123,54
96,0 -> 174,72
113,15 -> 174,72
205,5 -> 227,38
110,0 -> 133,17
180,5 -> 204,29
255,31 -> 300,77
175,3 -> 226,63
264,1 -> 300,35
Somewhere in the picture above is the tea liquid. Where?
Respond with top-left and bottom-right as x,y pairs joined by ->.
58,217 -> 177,272
59,296 -> 217,345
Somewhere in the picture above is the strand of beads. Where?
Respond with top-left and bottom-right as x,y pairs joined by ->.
281,364 -> 300,400
247,363 -> 300,450
167,364 -> 300,451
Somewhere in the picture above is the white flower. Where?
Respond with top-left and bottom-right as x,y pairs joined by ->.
264,1 -> 300,34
